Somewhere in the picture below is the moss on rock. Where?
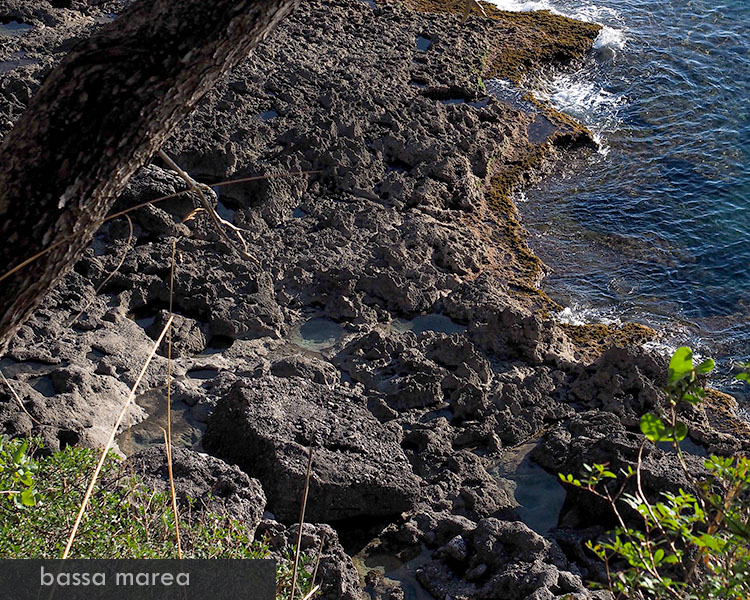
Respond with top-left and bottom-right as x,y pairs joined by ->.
486,169 -> 545,284
561,322 -> 657,363
391,0 -> 601,82
703,389 -> 750,442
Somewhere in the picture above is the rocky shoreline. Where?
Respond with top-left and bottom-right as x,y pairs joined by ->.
1,0 -> 748,598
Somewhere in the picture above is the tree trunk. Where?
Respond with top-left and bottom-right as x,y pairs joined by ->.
0,0 -> 298,353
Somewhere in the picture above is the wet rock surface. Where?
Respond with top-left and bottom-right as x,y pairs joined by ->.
1,0 -> 747,599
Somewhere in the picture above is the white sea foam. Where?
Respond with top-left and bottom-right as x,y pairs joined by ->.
538,77 -> 616,114
485,0 -> 628,151
569,4 -> 620,24
642,339 -> 678,358
533,75 -> 625,155
489,0 -> 553,11
593,26 -> 627,51
487,0 -> 624,27
555,305 -> 621,327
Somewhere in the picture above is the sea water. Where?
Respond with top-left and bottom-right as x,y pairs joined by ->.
488,0 -> 749,400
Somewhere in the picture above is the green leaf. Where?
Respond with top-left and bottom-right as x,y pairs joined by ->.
640,413 -> 667,442
668,347 -> 694,383
697,533 -> 724,552
737,372 -> 750,383
695,358 -> 715,374
12,440 -> 28,464
20,488 -> 35,507
653,548 -> 665,564
558,473 -> 581,487
666,421 -> 688,442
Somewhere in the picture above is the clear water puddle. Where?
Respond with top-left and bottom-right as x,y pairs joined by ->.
116,387 -> 204,455
215,200 -> 236,222
392,314 -> 466,336
0,358 -> 54,379
486,80 -> 560,144
527,113 -> 558,144
658,437 -> 707,457
439,97 -> 491,108
30,376 -> 55,398
256,109 -> 278,121
0,52 -> 38,74
94,14 -> 118,25
354,544 -> 434,600
288,318 -> 344,351
0,21 -> 33,37
488,441 -> 566,534
415,36 -> 432,51
186,367 -> 220,380
485,79 -> 536,112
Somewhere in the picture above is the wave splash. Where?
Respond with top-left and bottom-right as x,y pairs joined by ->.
487,0 -> 627,149
533,73 -> 625,154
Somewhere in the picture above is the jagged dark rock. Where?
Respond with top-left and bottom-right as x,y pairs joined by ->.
126,445 -> 266,532
204,377 -> 420,522
1,0 -> 746,598
257,521 -> 367,600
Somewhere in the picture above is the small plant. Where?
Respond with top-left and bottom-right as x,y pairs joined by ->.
0,442 -> 317,598
0,443 -> 263,558
276,545 -> 316,599
0,435 -> 39,507
560,347 -> 750,599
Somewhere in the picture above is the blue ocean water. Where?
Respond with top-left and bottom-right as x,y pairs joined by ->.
489,0 -> 749,398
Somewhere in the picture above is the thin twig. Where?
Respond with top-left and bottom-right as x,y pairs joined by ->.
290,446 -> 314,600
61,315 -> 173,559
158,150 -> 256,263
300,585 -> 321,600
165,238 -> 182,558
69,215 -> 134,326
1,369 -> 41,425
310,531 -> 326,593
0,169 -> 319,285
103,169 -> 319,224
160,428 -> 182,558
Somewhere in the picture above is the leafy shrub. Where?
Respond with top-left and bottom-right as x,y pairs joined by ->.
561,348 -> 750,599
0,436 -> 39,508
0,441 -> 315,598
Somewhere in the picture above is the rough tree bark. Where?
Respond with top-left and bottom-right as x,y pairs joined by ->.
0,0 -> 298,353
